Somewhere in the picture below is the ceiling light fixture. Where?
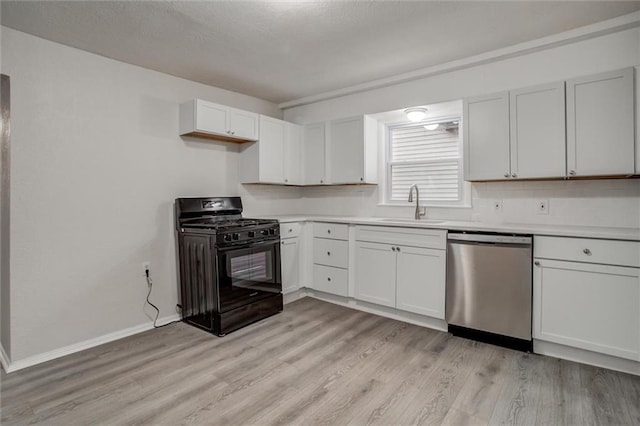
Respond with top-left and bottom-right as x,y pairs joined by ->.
404,107 -> 427,122
423,123 -> 440,131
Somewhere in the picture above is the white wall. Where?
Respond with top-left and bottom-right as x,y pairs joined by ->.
0,27 -> 284,363
284,27 -> 640,229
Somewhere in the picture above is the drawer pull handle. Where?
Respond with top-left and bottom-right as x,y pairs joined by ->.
327,251 -> 331,256
534,261 -> 540,266
327,229 -> 331,234
583,248 -> 592,255
327,277 -> 331,282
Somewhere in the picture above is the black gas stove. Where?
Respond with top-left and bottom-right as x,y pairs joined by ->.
175,197 -> 282,336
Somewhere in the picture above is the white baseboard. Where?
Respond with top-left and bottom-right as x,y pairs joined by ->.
302,289 -> 447,332
0,342 -> 10,372
534,340 -> 640,376
4,314 -> 181,373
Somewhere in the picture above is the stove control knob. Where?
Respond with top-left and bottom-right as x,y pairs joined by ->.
261,229 -> 269,236
223,234 -> 232,242
232,233 -> 240,240
269,228 -> 276,235
248,231 -> 255,238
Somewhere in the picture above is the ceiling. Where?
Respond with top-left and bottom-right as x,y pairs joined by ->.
2,1 -> 640,105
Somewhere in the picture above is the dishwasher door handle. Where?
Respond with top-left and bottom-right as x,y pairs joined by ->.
447,233 -> 531,245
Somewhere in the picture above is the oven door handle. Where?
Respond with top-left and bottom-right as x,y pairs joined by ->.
216,238 -> 279,251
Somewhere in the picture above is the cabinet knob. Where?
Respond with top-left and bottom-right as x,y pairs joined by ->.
583,248 -> 592,255
534,261 -> 540,266
360,177 -> 363,181
230,131 -> 235,135
569,170 -> 576,176
327,277 -> 331,282
392,247 -> 396,251
320,180 -> 324,183
511,173 -> 517,178
504,173 -> 510,178
327,251 -> 331,256
281,241 -> 284,245
327,229 -> 331,234
396,247 -> 401,252
288,228 -> 293,233
285,179 -> 288,183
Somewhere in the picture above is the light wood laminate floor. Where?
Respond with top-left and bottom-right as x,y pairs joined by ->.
2,297 -> 639,425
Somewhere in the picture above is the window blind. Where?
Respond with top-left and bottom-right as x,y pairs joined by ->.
388,123 -> 461,202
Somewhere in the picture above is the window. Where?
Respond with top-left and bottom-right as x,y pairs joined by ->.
387,119 -> 462,205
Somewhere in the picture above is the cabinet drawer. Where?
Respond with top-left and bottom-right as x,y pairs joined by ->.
313,265 -> 348,297
313,238 -> 348,268
280,222 -> 302,239
535,236 -> 640,268
355,226 -> 446,250
313,222 -> 349,240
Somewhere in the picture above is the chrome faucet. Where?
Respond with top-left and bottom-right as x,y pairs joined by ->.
408,184 -> 426,220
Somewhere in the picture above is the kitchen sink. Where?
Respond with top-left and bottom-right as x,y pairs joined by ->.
373,218 -> 445,224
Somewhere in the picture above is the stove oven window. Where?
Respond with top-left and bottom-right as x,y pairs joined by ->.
217,241 -> 281,312
229,252 -> 271,282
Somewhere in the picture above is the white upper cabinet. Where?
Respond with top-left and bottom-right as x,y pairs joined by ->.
510,82 -> 566,179
465,83 -> 566,181
179,99 -> 259,142
303,123 -> 327,185
566,67 -> 635,177
228,107 -> 260,141
463,92 -> 510,181
464,68 -> 636,181
327,116 -> 377,184
285,123 -> 304,185
303,116 -> 378,185
238,115 -> 302,184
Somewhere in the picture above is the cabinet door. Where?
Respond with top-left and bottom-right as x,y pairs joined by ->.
533,258 -> 640,361
396,246 -> 445,319
285,123 -> 303,185
196,100 -> 228,136
258,116 -> 286,183
327,116 -> 365,184
228,108 -> 259,141
354,241 -> 396,308
566,68 -> 635,177
510,82 -> 566,179
464,92 -> 510,181
303,123 -> 326,184
281,238 -> 300,294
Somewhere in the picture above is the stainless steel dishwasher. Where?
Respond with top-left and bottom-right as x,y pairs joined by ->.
446,231 -> 533,351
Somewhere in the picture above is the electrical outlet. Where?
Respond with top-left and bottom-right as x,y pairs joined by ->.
537,200 -> 549,215
142,261 -> 151,277
493,200 -> 502,212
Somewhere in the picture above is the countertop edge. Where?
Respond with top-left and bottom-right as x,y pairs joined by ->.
267,215 -> 640,241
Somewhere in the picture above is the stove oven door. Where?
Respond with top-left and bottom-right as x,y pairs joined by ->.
216,239 -> 282,313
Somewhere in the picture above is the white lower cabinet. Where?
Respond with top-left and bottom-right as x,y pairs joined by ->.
313,264 -> 348,297
354,226 -> 446,319
396,246 -> 446,318
312,223 -> 349,296
533,236 -> 640,361
354,242 -> 397,307
280,223 -> 302,294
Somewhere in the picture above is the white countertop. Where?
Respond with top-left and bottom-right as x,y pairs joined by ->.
262,214 -> 640,241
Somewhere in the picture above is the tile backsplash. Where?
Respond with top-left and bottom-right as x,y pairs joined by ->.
242,178 -> 640,229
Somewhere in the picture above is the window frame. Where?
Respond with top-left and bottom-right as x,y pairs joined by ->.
384,117 -> 469,207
